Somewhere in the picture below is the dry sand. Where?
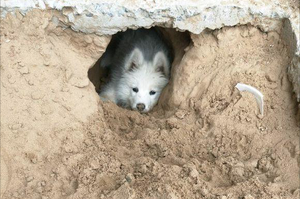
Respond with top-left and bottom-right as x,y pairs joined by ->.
1,10 -> 299,199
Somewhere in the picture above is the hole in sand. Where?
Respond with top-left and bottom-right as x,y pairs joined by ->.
88,27 -> 191,112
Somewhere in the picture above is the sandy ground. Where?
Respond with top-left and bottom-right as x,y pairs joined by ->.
1,9 -> 300,199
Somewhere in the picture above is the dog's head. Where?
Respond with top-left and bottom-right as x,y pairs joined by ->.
120,48 -> 170,113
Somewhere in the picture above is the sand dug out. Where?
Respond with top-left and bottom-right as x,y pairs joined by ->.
1,1 -> 300,199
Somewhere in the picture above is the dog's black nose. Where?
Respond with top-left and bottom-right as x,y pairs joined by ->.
136,103 -> 145,111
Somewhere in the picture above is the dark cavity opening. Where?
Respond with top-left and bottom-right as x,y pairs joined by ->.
88,27 -> 191,95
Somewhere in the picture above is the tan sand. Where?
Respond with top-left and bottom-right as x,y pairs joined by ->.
1,9 -> 299,199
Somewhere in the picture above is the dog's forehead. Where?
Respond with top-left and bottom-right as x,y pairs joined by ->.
135,73 -> 165,89
125,61 -> 168,91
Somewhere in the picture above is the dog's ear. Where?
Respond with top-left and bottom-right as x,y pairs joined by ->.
126,48 -> 143,71
154,51 -> 170,78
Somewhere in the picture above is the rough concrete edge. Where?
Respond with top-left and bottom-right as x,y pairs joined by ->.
1,1 -> 299,100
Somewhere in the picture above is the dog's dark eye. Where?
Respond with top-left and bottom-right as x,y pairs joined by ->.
149,91 -> 156,95
132,87 -> 139,93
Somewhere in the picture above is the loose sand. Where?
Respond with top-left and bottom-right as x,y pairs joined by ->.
1,10 -> 299,199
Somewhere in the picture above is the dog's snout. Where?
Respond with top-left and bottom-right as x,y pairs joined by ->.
136,103 -> 145,111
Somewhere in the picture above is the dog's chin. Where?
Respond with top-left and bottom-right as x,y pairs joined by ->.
141,109 -> 150,113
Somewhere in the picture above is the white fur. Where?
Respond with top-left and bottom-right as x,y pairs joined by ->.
100,48 -> 170,113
